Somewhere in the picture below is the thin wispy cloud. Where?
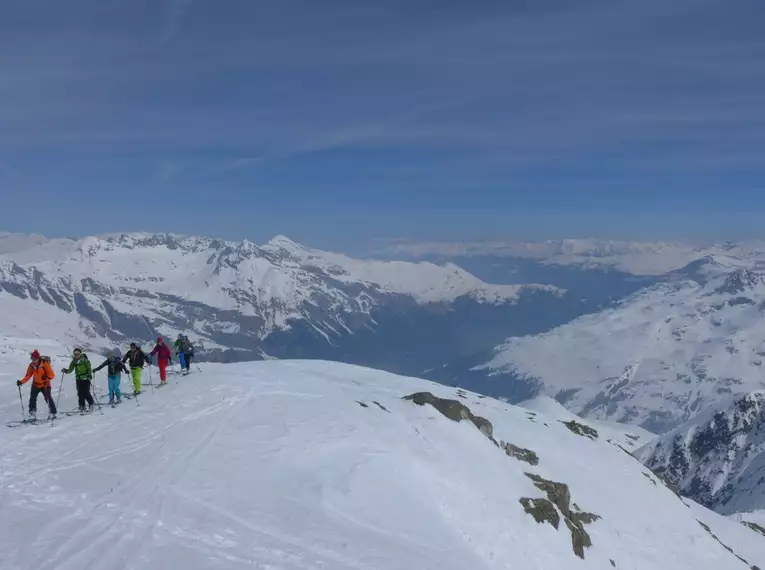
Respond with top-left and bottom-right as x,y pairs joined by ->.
0,0 -> 764,242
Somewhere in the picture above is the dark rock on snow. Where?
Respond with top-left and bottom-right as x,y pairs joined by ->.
522,472 -> 601,559
403,392 -> 495,441
500,441 -> 540,466
561,420 -> 599,440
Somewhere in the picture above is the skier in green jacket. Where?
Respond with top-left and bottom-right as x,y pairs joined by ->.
62,347 -> 95,413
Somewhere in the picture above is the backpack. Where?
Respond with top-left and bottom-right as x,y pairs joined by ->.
38,356 -> 52,382
182,339 -> 194,354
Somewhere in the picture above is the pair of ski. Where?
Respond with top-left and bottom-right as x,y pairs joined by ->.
64,408 -> 98,417
97,393 -> 135,403
7,414 -> 62,428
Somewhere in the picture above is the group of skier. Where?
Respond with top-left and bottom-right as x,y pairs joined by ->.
16,334 -> 195,420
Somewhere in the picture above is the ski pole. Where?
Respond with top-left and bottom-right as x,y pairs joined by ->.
127,370 -> 140,406
144,344 -> 155,394
18,385 -> 26,422
55,371 -> 66,410
90,379 -> 104,415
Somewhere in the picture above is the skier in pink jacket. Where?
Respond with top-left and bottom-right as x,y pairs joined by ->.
151,336 -> 172,385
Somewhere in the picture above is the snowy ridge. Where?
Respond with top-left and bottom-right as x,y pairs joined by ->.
480,255 -> 765,432
0,339 -> 762,569
1,232 -> 556,307
263,234 -> 557,304
636,391 -> 765,515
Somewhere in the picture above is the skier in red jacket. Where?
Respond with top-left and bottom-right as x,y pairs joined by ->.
150,336 -> 172,385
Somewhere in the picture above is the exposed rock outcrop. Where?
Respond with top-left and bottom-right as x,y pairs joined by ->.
501,441 -> 539,466
521,472 -> 601,559
403,392 -> 496,442
561,420 -> 599,440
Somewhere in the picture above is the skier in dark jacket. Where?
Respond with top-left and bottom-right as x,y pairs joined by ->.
174,334 -> 186,371
93,350 -> 129,404
62,347 -> 94,413
122,343 -> 149,394
178,335 -> 194,374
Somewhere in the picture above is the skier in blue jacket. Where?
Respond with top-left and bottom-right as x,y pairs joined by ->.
93,350 -> 129,405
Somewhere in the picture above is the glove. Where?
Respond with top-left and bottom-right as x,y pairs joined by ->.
16,380 -> 22,387
61,368 -> 67,374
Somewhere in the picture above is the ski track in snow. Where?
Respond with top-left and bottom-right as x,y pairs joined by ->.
1,379 -> 365,570
0,365 -> 427,570
1,353 -> 764,569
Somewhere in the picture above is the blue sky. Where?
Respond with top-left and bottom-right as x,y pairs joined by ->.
1,0 -> 764,248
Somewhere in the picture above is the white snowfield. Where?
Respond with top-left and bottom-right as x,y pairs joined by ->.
731,510 -> 765,532
1,350 -> 762,569
518,396 -> 656,451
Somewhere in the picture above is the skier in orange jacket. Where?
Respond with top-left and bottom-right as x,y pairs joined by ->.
17,349 -> 57,419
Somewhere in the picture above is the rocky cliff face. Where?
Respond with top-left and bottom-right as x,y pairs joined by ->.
637,392 -> 765,515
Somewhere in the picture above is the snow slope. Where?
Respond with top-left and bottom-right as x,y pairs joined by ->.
731,510 -> 765,534
685,499 -> 765,569
0,345 -> 762,569
481,256 -> 765,432
519,396 -> 656,451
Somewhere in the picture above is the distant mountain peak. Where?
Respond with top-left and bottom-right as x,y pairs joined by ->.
265,234 -> 304,251
714,268 -> 765,295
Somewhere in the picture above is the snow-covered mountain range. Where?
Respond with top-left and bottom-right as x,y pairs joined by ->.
0,334 -> 763,569
480,255 -> 765,433
0,232 -> 582,376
